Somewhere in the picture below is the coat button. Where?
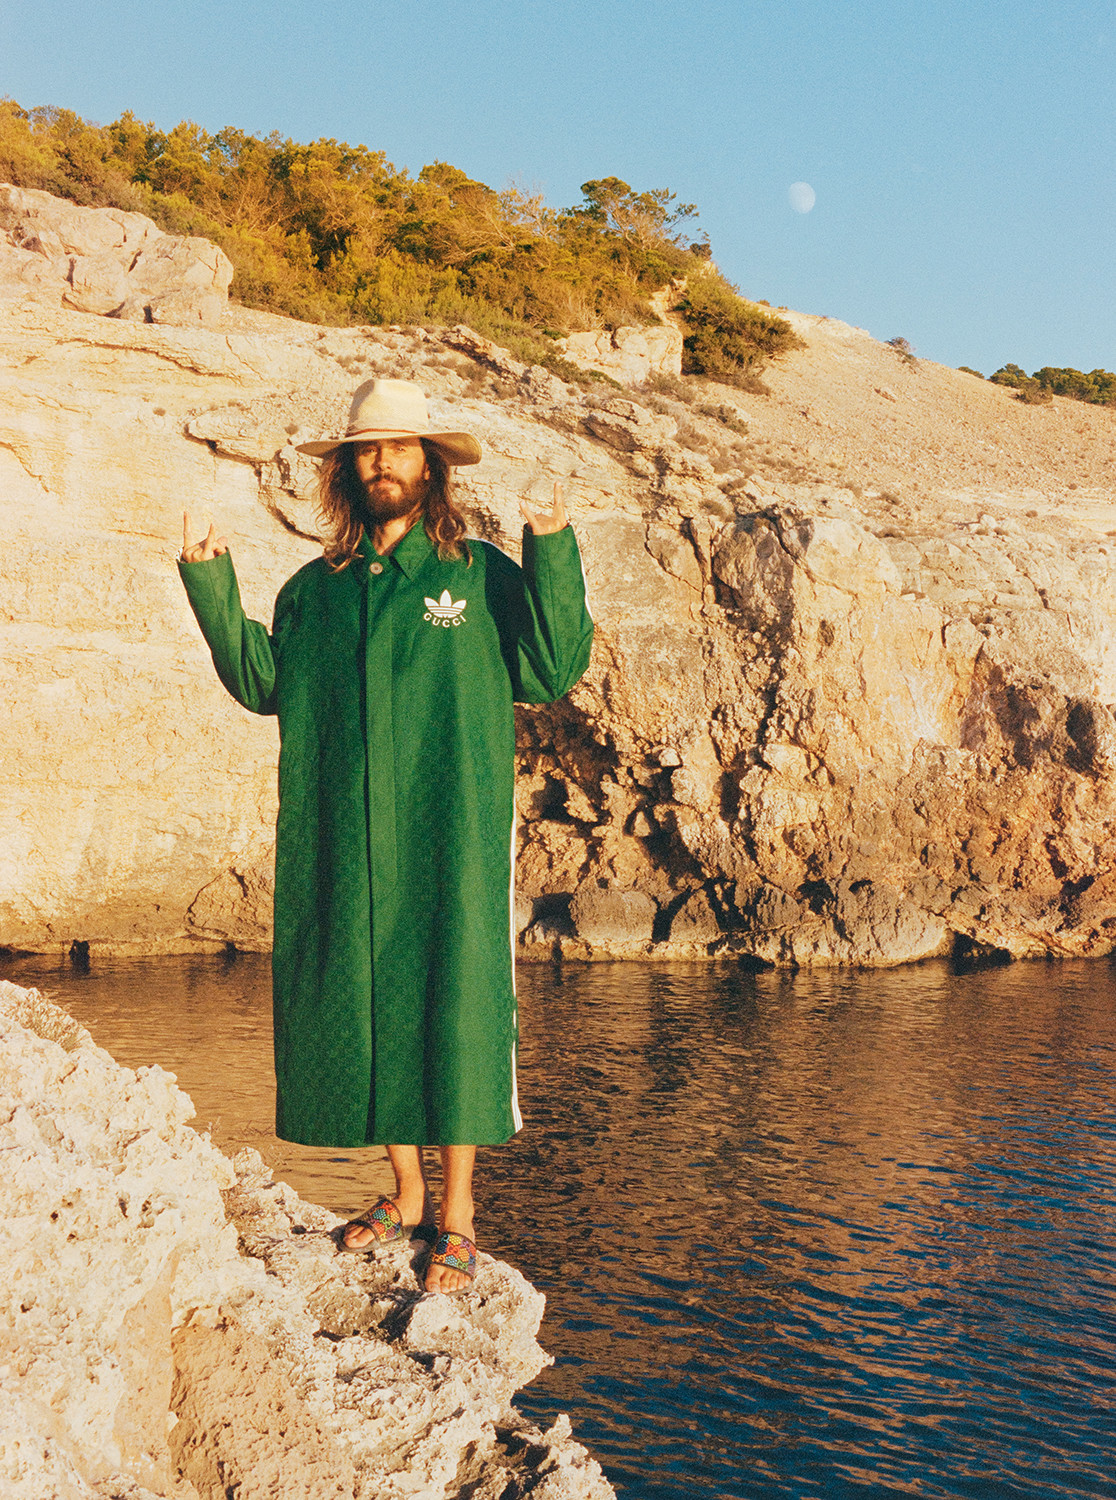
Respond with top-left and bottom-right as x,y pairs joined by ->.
369,560 -> 384,575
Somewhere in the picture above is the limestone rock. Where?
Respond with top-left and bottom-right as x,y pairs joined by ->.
569,887 -> 657,950
646,520 -> 703,589
741,879 -> 949,966
559,323 -> 682,385
3,227 -> 1116,967
186,858 -> 274,950
0,982 -> 616,1500
439,324 -> 570,404
0,184 -> 232,327
582,397 -> 676,452
669,889 -> 723,946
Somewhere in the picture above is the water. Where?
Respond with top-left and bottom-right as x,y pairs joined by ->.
8,951 -> 1116,1500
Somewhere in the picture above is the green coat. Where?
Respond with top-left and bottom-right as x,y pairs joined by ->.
178,523 -> 592,1147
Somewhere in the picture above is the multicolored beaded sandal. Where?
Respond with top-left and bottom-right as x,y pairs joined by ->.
425,1230 -> 477,1294
339,1196 -> 436,1255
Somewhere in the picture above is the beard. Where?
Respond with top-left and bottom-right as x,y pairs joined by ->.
360,472 -> 429,523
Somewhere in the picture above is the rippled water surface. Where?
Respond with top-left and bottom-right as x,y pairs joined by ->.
11,952 -> 1116,1499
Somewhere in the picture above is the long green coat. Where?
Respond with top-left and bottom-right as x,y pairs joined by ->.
179,523 -> 592,1147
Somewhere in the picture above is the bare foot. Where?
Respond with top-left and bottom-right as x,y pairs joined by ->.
343,1188 -> 434,1252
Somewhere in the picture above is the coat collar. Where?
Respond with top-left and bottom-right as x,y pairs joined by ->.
358,520 -> 433,580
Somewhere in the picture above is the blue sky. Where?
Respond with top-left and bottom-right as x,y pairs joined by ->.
4,0 -> 1115,375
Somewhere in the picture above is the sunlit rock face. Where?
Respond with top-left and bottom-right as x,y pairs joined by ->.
4,189 -> 1116,966
558,323 -> 682,385
0,981 -> 615,1499
0,184 -> 233,327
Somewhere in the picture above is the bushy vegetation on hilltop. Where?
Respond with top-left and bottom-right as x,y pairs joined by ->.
986,362 -> 1116,408
0,99 -> 800,386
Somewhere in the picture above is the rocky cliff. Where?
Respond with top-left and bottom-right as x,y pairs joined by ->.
4,187 -> 1116,967
0,980 -> 614,1499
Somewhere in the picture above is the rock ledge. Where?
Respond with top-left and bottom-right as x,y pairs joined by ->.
0,980 -> 613,1500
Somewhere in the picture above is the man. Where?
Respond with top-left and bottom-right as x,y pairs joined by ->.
179,377 -> 593,1294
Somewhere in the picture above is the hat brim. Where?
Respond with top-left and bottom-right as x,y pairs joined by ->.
295,429 -> 481,465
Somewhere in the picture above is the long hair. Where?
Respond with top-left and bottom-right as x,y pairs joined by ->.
316,441 -> 471,571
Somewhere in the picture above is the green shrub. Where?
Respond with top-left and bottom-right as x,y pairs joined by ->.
1032,366 -> 1116,404
957,366 -> 984,378
697,401 -> 750,434
990,362 -> 1116,408
990,365 -> 1052,404
1018,382 -> 1053,404
675,272 -> 801,386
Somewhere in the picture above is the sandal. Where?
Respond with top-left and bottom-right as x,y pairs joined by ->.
425,1230 -> 477,1294
339,1196 -> 436,1255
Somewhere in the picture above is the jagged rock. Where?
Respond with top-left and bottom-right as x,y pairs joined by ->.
186,860 -> 274,948
582,398 -> 675,452
4,233 -> 1116,966
0,981 -> 615,1500
559,323 -> 682,385
645,520 -> 703,589
569,887 -> 657,948
669,889 -> 722,946
439,325 -> 570,405
0,184 -> 232,327
741,878 -> 949,966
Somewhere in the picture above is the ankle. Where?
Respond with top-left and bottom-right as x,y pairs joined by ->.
440,1196 -> 475,1235
392,1182 -> 430,1220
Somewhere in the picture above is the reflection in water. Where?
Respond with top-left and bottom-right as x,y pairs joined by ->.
10,952 -> 1116,1500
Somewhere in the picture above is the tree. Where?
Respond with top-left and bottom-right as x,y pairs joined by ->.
577,177 -> 698,248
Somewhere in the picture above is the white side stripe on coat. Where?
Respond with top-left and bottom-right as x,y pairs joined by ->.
508,805 -> 523,1133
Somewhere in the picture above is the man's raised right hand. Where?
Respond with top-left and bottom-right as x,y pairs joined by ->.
181,511 -> 229,563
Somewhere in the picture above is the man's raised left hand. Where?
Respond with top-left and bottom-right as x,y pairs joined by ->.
520,481 -> 569,535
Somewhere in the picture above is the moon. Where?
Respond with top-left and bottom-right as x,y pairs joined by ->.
788,182 -> 816,214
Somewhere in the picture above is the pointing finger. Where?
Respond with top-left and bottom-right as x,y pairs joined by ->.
551,481 -> 568,527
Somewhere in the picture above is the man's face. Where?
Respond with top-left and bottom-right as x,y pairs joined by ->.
353,438 -> 430,521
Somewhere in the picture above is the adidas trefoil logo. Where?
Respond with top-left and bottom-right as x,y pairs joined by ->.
423,590 -> 467,627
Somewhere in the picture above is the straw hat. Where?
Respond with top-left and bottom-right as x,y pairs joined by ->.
296,378 -> 481,465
